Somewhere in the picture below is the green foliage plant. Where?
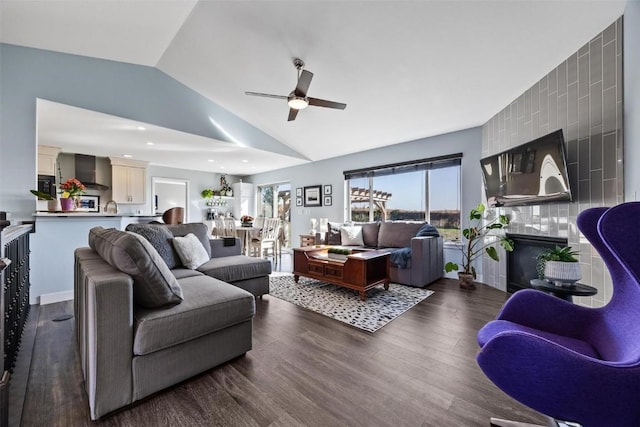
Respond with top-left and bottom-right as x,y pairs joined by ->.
201,189 -> 214,199
327,247 -> 352,255
535,245 -> 579,279
444,203 -> 514,279
30,189 -> 55,200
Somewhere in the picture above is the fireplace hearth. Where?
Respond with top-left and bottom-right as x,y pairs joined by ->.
507,234 -> 567,293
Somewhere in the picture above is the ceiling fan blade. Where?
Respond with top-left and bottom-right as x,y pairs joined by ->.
245,91 -> 288,100
295,70 -> 313,97
308,97 -> 347,110
287,108 -> 299,121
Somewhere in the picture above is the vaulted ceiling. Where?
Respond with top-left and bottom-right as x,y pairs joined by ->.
0,0 -> 627,173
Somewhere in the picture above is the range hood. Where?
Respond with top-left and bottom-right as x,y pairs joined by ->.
75,154 -> 109,190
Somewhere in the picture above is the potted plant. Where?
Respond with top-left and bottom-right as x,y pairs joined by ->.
58,178 -> 86,211
327,247 -> 352,261
445,203 -> 514,289
201,188 -> 214,205
536,245 -> 580,287
240,215 -> 254,227
31,190 -> 58,211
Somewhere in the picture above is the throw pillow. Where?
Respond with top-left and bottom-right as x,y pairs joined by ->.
166,223 -> 212,258
125,223 -> 181,269
340,225 -> 365,246
88,227 -> 183,308
416,223 -> 440,237
327,222 -> 343,245
172,233 -> 210,269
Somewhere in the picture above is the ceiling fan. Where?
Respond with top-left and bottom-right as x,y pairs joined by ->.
245,58 -> 347,121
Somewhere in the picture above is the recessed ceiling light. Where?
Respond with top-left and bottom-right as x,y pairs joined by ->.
241,159 -> 249,163
207,159 -> 214,163
123,154 -> 133,158
136,126 -> 146,131
146,141 -> 154,146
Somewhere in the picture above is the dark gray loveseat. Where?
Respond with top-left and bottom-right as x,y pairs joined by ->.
316,221 -> 444,287
74,223 -> 271,419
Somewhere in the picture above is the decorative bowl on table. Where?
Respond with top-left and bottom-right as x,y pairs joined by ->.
240,215 -> 254,227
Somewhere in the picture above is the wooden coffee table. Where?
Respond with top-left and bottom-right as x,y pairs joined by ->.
292,246 -> 390,301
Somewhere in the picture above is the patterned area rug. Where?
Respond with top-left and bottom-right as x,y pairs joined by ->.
268,274 -> 434,333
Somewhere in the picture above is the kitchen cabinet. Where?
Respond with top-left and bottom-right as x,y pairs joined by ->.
37,145 -> 60,176
109,158 -> 148,204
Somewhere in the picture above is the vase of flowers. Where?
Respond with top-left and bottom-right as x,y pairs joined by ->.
240,215 -> 254,227
59,178 -> 86,211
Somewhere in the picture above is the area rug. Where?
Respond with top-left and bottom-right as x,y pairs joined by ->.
268,274 -> 434,333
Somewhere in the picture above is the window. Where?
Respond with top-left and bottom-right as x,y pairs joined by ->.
344,154 -> 461,241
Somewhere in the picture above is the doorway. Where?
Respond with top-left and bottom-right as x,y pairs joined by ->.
257,182 -> 291,249
152,177 -> 189,220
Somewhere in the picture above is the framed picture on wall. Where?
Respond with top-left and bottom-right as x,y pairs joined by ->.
296,187 -> 302,197
323,184 -> 332,195
324,196 -> 332,206
296,197 -> 303,206
304,185 -> 322,207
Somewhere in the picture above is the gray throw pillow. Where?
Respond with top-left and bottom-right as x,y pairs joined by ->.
125,223 -> 181,269
166,223 -> 211,258
327,222 -> 342,245
89,227 -> 183,308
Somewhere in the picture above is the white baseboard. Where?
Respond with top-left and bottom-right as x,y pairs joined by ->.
39,290 -> 74,305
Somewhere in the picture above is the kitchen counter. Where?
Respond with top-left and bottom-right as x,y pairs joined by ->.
34,212 -> 161,218
29,213 -> 161,305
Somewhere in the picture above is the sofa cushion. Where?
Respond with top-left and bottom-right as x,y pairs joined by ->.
166,223 -> 211,258
197,255 -> 272,282
125,223 -> 181,269
133,275 -> 255,355
360,222 -> 381,247
88,227 -> 183,308
340,225 -> 365,246
172,233 -> 210,269
171,268 -> 204,279
378,221 -> 424,248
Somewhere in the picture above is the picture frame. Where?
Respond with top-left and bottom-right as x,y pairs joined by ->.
303,185 -> 322,207
296,187 -> 302,197
76,195 -> 100,212
296,197 -> 303,207
324,195 -> 332,206
323,184 -> 332,195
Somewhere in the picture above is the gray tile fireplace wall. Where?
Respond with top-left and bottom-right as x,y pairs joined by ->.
481,17 -> 623,308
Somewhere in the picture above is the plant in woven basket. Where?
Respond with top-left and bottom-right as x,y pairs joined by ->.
536,245 -> 580,281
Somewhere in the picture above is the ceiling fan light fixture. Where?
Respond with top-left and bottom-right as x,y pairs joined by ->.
288,96 -> 309,110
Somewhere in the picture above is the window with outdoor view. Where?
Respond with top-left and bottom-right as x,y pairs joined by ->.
345,155 -> 461,241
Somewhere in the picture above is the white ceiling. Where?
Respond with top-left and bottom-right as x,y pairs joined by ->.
1,0 -> 628,173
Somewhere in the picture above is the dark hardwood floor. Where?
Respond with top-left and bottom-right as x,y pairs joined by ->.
22,259 -> 547,426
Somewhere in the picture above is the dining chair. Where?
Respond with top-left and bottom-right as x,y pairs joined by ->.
162,207 -> 184,225
223,217 -> 237,238
250,218 -> 281,262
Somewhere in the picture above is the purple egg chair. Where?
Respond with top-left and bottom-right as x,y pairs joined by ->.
476,202 -> 640,427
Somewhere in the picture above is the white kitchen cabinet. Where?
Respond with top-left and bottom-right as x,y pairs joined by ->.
109,158 -> 148,204
37,145 -> 61,176
232,182 -> 255,219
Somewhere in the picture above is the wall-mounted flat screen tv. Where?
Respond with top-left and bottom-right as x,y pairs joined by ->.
480,129 -> 572,207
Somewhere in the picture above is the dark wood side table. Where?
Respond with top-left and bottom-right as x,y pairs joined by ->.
530,279 -> 597,303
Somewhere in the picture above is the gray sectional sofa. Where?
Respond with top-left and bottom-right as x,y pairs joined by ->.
316,221 -> 444,287
74,223 -> 271,419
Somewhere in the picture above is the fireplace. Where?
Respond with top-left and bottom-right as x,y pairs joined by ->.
507,234 -> 567,293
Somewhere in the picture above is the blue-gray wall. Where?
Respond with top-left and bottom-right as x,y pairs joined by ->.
0,43 -> 303,221
246,127 -> 482,257
624,1 -> 640,201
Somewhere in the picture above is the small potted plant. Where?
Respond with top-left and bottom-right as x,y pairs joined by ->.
30,190 -> 58,211
327,247 -> 352,261
201,188 -> 214,206
59,178 -> 85,211
536,245 -> 580,287
444,203 -> 514,289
